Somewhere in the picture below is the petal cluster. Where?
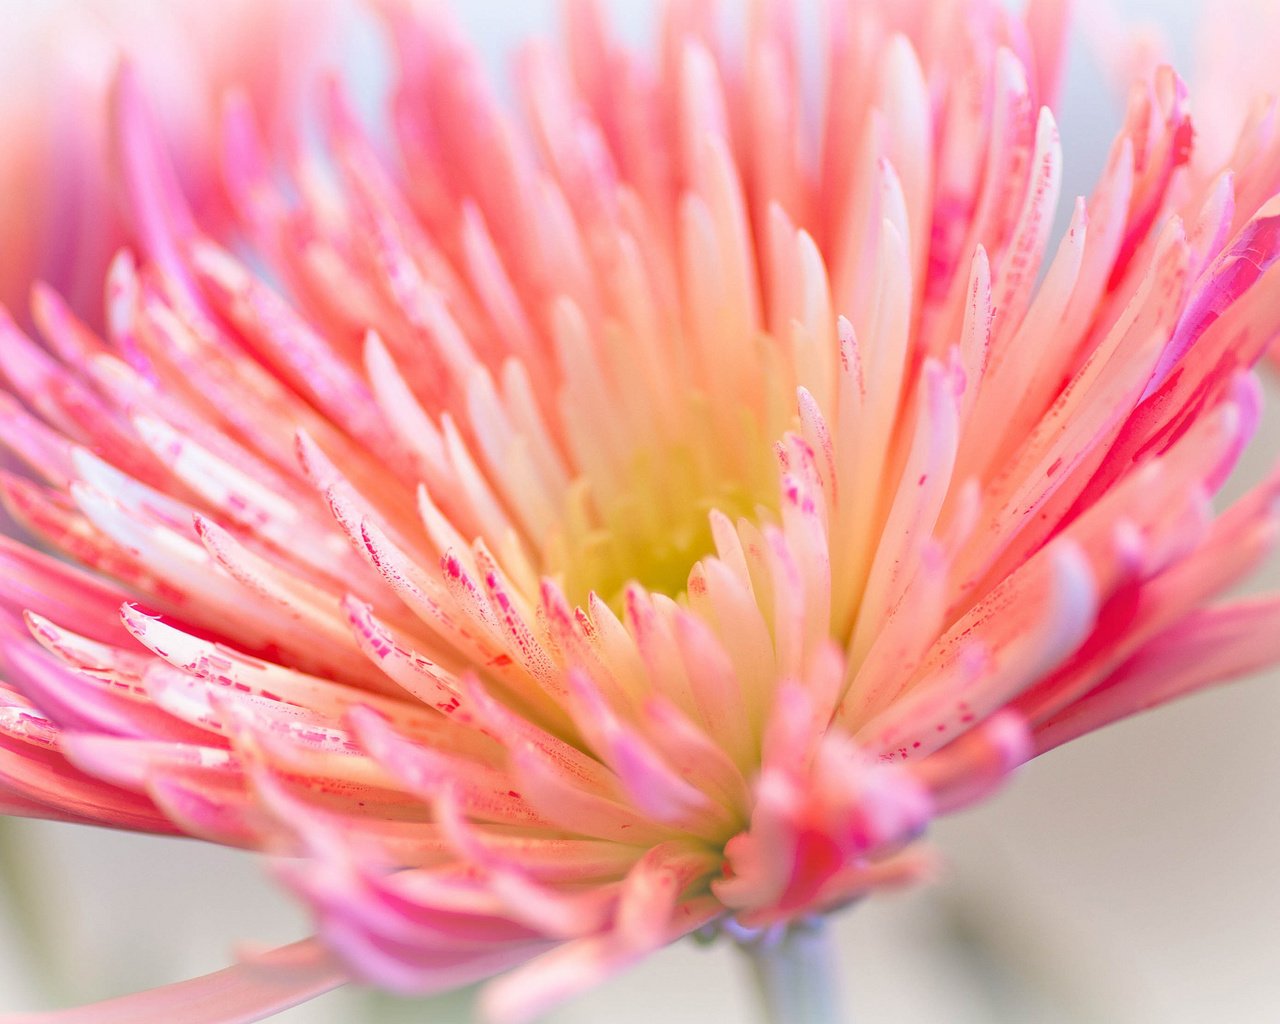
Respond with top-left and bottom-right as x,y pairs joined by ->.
0,0 -> 329,320
3,1 -> 1280,1021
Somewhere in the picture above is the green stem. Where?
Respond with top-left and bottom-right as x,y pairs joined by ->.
741,918 -> 844,1024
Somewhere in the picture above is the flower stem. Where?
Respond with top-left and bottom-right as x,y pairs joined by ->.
742,918 -> 844,1024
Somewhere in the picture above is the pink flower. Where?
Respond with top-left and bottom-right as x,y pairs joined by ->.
3,0 -> 1280,1021
0,0 -> 335,321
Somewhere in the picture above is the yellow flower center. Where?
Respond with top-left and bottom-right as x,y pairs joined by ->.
548,402 -> 781,608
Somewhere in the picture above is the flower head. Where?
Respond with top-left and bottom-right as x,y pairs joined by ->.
4,0 -> 1280,1021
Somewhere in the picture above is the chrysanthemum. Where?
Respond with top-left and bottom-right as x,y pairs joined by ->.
0,0 -> 328,321
3,0 -> 1280,1021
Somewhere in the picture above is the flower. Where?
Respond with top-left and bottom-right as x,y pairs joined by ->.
3,0 -> 1280,1021
0,0 -> 335,322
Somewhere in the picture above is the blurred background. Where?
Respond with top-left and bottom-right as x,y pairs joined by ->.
1,1 -> 1279,1021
